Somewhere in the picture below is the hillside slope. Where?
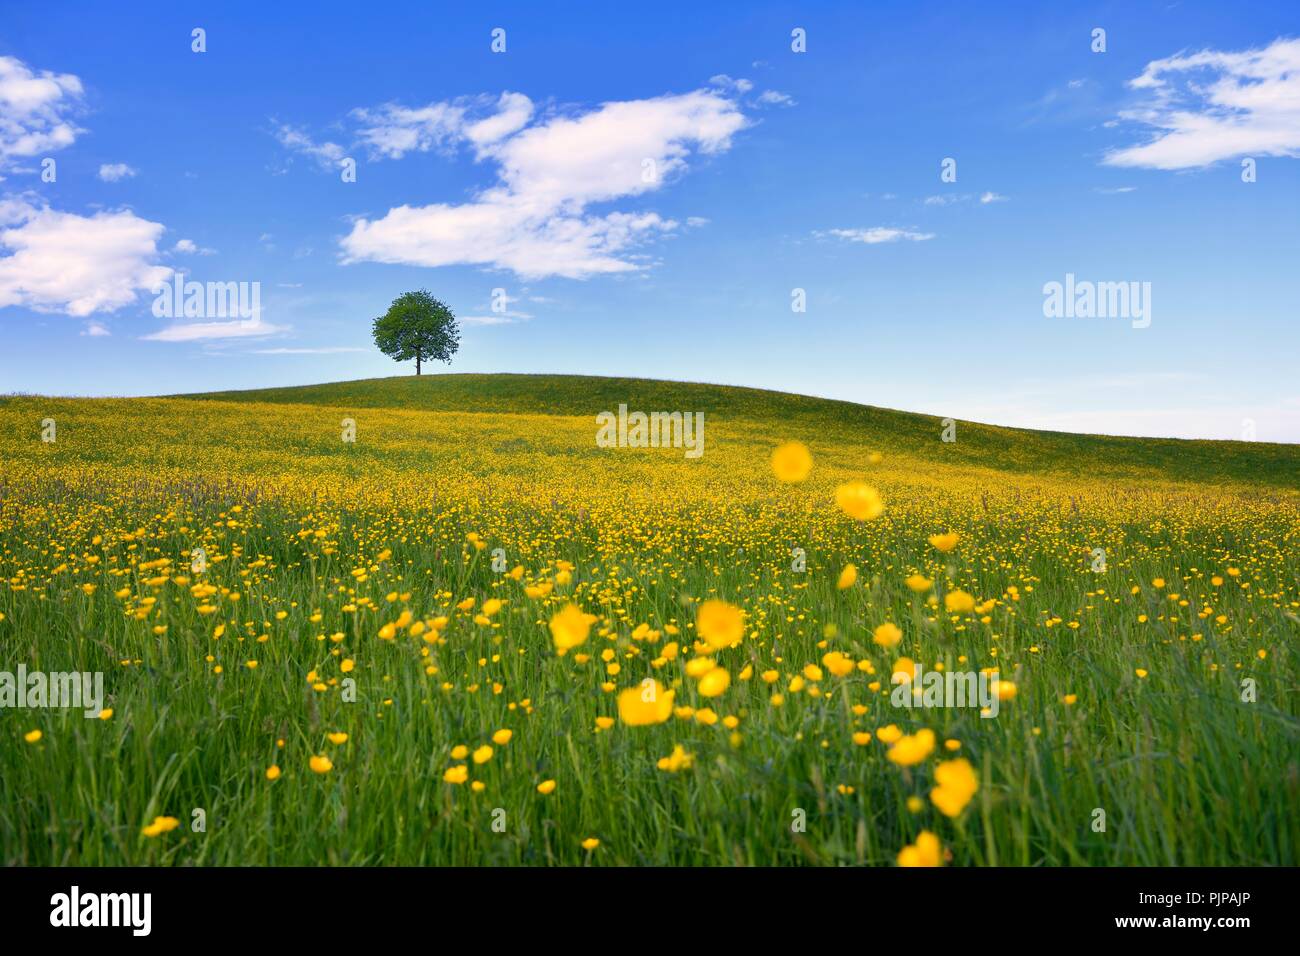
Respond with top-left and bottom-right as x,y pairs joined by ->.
185,373 -> 1300,491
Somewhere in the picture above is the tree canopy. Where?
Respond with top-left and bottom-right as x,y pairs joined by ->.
372,290 -> 460,375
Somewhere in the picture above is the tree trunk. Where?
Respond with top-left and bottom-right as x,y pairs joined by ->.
416,353 -> 421,376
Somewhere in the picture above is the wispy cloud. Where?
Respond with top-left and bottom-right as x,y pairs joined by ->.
459,314 -> 528,326
142,318 -> 286,342
1104,36 -> 1300,169
922,192 -> 1008,206
272,122 -> 346,170
818,227 -> 934,244
756,90 -> 795,107
250,346 -> 366,354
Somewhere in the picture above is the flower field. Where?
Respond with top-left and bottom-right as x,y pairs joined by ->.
1,374 -> 1296,866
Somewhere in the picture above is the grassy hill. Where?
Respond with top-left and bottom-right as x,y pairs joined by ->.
185,373 -> 1300,491
1,372 -> 1296,866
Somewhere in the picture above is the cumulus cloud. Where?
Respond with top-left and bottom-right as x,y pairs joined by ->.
172,238 -> 215,255
340,88 -> 748,278
0,55 -> 84,167
0,197 -> 171,316
819,227 -> 935,244
98,163 -> 136,182
1104,37 -> 1300,169
979,191 -> 1008,203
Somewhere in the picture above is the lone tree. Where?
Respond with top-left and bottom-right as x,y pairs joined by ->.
372,290 -> 460,375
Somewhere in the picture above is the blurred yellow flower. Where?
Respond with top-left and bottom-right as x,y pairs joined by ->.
835,482 -> 884,520
141,816 -> 180,838
887,728 -> 936,766
696,667 -> 731,698
873,622 -> 903,648
549,603 -> 596,655
930,758 -> 978,817
617,680 -> 674,725
696,600 -> 744,650
897,830 -> 943,867
771,441 -> 813,483
944,590 -> 975,614
928,532 -> 959,553
657,744 -> 695,772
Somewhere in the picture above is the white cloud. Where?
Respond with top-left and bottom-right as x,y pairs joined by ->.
142,318 -> 285,342
98,163 -> 136,182
709,75 -> 754,94
0,197 -> 171,316
351,101 -> 467,160
820,227 -> 934,244
273,123 -> 346,169
465,92 -> 534,147
172,238 -> 215,255
756,90 -> 795,107
1104,37 -> 1300,169
81,320 -> 109,336
291,93 -> 535,166
0,56 -> 84,167
460,314 -> 527,326
341,88 -> 748,278
251,346 -> 366,354
923,192 -> 1007,206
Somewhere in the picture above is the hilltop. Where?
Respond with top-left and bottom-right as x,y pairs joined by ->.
183,373 -> 1299,491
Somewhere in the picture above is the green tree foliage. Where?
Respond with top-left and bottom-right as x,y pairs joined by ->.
372,290 -> 460,375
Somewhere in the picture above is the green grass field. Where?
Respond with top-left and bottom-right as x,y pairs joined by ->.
1,374 -> 1297,865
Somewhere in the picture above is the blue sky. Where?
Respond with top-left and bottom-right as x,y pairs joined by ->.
2,1 -> 1298,440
